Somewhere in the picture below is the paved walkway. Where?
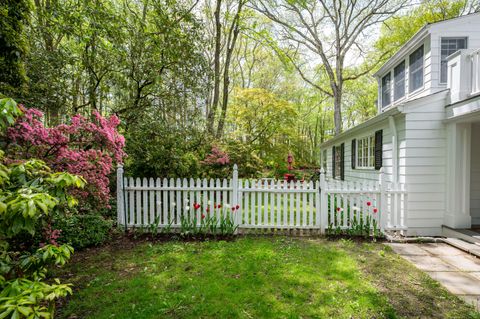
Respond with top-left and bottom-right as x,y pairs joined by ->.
388,242 -> 480,310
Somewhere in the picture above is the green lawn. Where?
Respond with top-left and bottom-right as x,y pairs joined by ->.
57,237 -> 480,319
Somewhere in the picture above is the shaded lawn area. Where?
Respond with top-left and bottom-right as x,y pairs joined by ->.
57,237 -> 480,319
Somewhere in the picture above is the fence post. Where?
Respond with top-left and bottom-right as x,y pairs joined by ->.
319,168 -> 328,234
379,168 -> 388,232
117,165 -> 125,230
232,164 -> 239,231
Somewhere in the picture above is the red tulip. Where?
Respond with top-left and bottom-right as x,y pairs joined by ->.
235,204 -> 240,209
206,207 -> 210,212
193,203 -> 201,210
231,207 -> 236,211
373,208 -> 378,213
201,214 -> 205,219
336,207 -> 341,212
366,201 -> 371,206
217,204 -> 222,209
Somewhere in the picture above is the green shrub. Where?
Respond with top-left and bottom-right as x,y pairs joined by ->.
55,214 -> 112,249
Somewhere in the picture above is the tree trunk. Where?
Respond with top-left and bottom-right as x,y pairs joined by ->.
215,0 -> 244,139
333,86 -> 342,136
207,0 -> 222,135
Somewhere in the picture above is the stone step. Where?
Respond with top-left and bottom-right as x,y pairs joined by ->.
442,226 -> 480,244
443,238 -> 480,258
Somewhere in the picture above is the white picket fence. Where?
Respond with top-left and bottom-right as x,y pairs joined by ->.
116,165 -> 407,233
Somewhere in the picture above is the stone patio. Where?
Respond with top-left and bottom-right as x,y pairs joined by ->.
388,242 -> 480,310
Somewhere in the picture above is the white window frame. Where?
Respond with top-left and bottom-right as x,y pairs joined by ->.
393,60 -> 406,102
409,45 -> 424,94
440,37 -> 468,84
356,134 -> 375,169
381,72 -> 392,109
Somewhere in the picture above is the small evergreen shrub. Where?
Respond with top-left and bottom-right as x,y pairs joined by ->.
55,214 -> 113,249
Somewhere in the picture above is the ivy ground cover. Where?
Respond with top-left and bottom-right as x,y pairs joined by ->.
57,237 -> 479,319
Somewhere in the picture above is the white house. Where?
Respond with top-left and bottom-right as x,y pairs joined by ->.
319,13 -> 480,236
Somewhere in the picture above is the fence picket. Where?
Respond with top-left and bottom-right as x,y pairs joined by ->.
149,178 -> 155,225
117,166 -> 407,233
251,180 -> 257,225
155,178 -> 161,224
163,178 -> 168,225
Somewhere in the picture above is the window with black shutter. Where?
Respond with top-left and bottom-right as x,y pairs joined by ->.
374,130 -> 383,170
332,146 -> 336,178
332,144 -> 343,180
340,143 -> 345,180
351,139 -> 356,169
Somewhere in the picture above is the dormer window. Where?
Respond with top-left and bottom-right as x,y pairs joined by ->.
440,37 -> 467,83
409,45 -> 424,93
381,73 -> 391,108
394,61 -> 405,101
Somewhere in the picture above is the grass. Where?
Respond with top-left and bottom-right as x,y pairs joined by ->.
56,237 -> 480,319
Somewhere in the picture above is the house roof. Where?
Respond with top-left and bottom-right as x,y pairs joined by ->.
373,12 -> 480,78
320,106 -> 400,148
320,89 -> 450,148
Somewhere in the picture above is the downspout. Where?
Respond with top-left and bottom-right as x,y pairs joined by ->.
389,116 -> 399,184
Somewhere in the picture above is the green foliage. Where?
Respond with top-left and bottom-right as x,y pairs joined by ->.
0,105 -> 86,318
227,88 -> 298,163
53,214 -> 113,249
0,0 -> 29,96
125,118 -> 207,178
179,206 -> 238,238
0,98 -> 23,132
0,157 -> 85,237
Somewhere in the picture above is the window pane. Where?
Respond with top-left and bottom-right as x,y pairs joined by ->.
356,136 -> 375,168
440,37 -> 467,83
409,45 -> 424,92
382,73 -> 391,107
394,61 -> 405,101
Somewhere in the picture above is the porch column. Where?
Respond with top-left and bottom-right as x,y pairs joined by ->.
445,122 -> 472,228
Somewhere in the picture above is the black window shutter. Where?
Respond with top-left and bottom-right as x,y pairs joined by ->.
332,146 -> 336,178
340,143 -> 345,180
351,139 -> 356,169
374,130 -> 383,170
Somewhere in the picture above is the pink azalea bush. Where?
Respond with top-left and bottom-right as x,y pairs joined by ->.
201,146 -> 230,166
6,106 -> 125,209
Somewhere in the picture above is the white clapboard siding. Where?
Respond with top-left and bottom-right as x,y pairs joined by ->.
117,165 -> 407,233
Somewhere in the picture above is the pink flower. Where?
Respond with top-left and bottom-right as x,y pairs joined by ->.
201,146 -> 230,166
6,106 -> 126,209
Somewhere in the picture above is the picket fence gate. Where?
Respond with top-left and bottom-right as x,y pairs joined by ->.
116,165 -> 407,234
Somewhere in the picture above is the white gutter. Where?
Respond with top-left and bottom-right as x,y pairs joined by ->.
388,116 -> 398,184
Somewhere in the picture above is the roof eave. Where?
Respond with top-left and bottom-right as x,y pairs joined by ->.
320,106 -> 400,148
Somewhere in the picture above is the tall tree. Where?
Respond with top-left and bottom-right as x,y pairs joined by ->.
0,0 -> 30,97
253,0 -> 406,135
204,0 -> 248,138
